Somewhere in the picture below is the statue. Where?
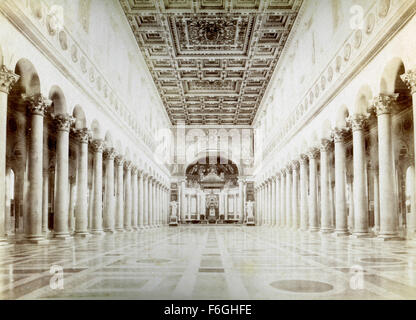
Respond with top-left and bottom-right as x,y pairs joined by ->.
170,201 -> 177,217
169,201 -> 178,226
246,201 -> 255,226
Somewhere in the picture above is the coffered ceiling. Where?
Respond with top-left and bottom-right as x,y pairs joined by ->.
119,0 -> 303,126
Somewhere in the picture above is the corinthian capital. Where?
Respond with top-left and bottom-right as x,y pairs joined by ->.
90,139 -> 105,153
72,128 -> 91,144
370,94 -> 398,116
320,138 -> 333,152
307,148 -> 320,160
25,94 -> 52,116
300,154 -> 309,165
0,65 -> 20,94
347,114 -> 368,132
54,113 -> 75,132
124,160 -> 133,170
103,147 -> 117,160
331,127 -> 349,144
291,160 -> 300,170
115,155 -> 125,166
401,69 -> 416,94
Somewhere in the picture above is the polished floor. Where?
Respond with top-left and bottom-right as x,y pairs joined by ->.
0,226 -> 416,300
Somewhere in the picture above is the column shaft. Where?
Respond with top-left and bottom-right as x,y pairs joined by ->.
74,129 -> 89,236
103,148 -> 116,232
350,116 -> 371,237
308,149 -> 319,232
320,140 -> 333,233
333,129 -> 349,235
25,95 -> 50,242
91,140 -> 104,234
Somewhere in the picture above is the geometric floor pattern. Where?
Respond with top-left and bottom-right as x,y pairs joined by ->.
1,226 -> 416,300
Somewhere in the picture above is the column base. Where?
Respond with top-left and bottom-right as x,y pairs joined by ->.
123,227 -> 132,232
53,233 -> 73,240
350,232 -> 373,239
90,230 -> 105,235
377,234 -> 404,241
0,237 -> 10,246
320,228 -> 334,235
104,229 -> 116,234
74,232 -> 91,238
309,228 -> 320,233
333,230 -> 350,237
115,228 -> 125,233
20,236 -> 49,245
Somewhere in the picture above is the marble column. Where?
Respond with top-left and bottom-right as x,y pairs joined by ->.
401,70 -> 416,212
264,181 -> 268,225
320,139 -> 333,234
0,66 -> 19,242
280,170 -> 286,227
292,161 -> 300,230
406,166 -> 416,235
180,179 -> 186,223
285,166 -> 292,229
42,125 -> 49,234
53,113 -> 74,239
371,163 -> 380,233
333,128 -> 350,236
262,184 -> 265,225
308,148 -> 320,232
156,182 -> 161,226
238,179 -> 244,223
299,155 -> 309,231
153,180 -> 157,227
275,174 -> 281,227
91,139 -> 104,235
68,176 -> 76,233
372,95 -> 401,239
148,177 -> 153,227
42,168 -> 49,234
73,128 -> 90,236
103,148 -> 116,233
349,115 -> 371,237
143,173 -> 149,228
124,161 -> 132,231
131,166 -> 139,230
115,155 -> 125,232
25,95 -> 51,243
271,177 -> 276,226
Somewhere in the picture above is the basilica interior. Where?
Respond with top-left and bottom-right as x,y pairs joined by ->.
0,0 -> 416,300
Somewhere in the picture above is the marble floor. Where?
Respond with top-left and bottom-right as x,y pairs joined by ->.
0,226 -> 416,300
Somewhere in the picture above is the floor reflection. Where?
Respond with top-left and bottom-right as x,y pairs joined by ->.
0,226 -> 415,299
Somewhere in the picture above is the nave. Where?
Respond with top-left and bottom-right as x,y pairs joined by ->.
0,226 -> 415,300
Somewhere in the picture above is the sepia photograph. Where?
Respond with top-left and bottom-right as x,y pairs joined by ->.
0,0 -> 415,313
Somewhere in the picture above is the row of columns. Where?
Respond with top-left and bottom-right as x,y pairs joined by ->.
0,65 -> 170,244
255,91 -> 416,240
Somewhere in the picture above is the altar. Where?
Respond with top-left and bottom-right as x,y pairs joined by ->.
177,159 -> 245,225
